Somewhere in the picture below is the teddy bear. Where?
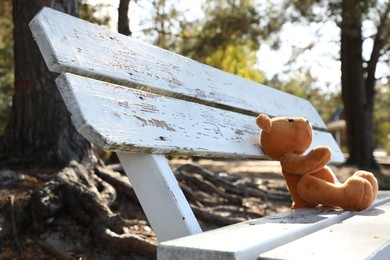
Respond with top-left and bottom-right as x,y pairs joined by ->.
256,113 -> 378,211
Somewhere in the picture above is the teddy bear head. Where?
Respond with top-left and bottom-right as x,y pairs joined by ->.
256,114 -> 312,160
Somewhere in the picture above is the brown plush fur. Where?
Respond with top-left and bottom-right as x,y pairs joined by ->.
256,114 -> 378,211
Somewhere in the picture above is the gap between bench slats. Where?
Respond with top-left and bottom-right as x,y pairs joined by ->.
56,73 -> 344,163
30,7 -> 327,130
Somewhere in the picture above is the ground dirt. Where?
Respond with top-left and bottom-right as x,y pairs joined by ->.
0,158 -> 389,259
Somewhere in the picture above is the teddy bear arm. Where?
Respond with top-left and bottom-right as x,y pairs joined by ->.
280,153 -> 315,175
280,147 -> 331,175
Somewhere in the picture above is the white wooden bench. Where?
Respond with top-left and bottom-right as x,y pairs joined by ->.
30,8 -> 390,259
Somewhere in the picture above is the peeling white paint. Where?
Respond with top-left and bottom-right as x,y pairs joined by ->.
30,7 -> 328,129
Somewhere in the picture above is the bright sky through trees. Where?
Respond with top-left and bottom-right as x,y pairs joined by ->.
85,0 -> 388,94
257,21 -> 341,92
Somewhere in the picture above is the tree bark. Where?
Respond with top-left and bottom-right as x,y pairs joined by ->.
340,0 -> 377,168
118,0 -> 132,36
1,0 -> 91,168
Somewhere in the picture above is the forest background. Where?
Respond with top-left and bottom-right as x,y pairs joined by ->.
1,0 -> 390,166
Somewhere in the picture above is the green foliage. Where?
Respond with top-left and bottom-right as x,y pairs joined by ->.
285,0 -> 376,23
79,0 -> 111,25
288,0 -> 390,163
140,0 -> 345,112
205,42 -> 265,83
142,0 -> 283,83
0,0 -> 14,133
266,69 -> 342,123
184,0 -> 285,83
139,0 -> 188,51
374,83 -> 390,153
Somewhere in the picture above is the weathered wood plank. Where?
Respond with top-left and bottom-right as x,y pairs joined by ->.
158,196 -> 390,260
117,153 -> 202,242
30,7 -> 327,129
56,73 -> 344,162
258,198 -> 390,260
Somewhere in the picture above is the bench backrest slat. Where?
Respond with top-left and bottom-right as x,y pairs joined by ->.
30,8 -> 344,163
57,73 -> 344,162
30,7 -> 326,129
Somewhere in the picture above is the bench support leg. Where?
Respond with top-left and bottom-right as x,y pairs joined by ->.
117,152 -> 202,242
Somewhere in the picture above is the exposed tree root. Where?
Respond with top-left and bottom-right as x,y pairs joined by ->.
0,159 -> 293,259
175,163 -> 290,227
29,161 -> 157,257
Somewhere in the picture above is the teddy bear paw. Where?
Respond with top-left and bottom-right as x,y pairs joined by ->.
342,174 -> 377,211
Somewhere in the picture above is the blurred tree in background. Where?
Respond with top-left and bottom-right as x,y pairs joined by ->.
79,0 -> 111,25
0,0 -> 90,168
0,0 -> 110,167
0,0 -> 389,167
118,0 -> 132,35
266,70 -> 342,123
374,83 -> 390,152
285,0 -> 390,168
139,0 -> 285,83
0,0 -> 13,133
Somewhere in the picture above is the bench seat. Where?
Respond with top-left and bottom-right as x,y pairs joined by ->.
158,193 -> 390,259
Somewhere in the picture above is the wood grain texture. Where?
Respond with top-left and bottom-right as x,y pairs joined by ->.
56,73 -> 344,163
30,7 -> 327,129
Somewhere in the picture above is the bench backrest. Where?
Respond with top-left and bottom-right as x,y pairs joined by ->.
29,7 -> 344,163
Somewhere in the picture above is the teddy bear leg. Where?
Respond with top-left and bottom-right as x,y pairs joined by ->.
297,174 -> 376,211
352,171 -> 378,204
310,166 -> 336,184
337,173 -> 377,210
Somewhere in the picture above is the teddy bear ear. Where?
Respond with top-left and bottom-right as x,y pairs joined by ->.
256,114 -> 272,133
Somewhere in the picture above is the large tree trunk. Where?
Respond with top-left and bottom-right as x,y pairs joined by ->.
0,0 -> 91,168
118,0 -> 132,36
340,0 -> 377,168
